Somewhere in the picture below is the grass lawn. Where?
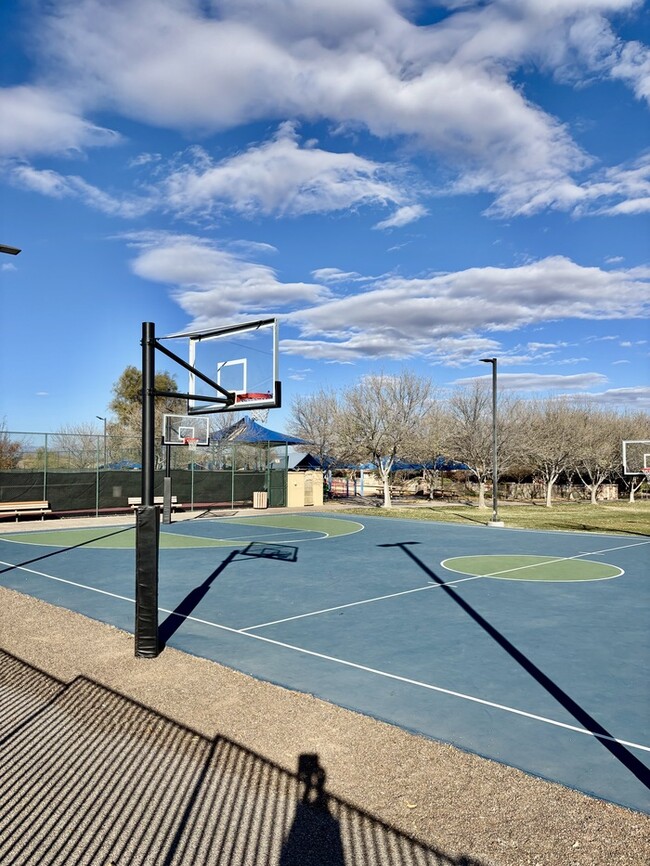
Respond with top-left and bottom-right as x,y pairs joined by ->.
335,499 -> 650,536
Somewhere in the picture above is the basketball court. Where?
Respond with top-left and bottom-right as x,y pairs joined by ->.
0,511 -> 648,814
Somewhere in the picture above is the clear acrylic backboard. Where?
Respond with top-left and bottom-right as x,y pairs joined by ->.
162,414 -> 210,446
622,440 -> 650,474
163,317 -> 280,415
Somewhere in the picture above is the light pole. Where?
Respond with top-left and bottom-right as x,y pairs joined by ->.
96,416 -> 107,467
480,358 -> 503,527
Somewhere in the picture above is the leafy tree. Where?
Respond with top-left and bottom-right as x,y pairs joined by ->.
106,366 -> 186,468
109,366 -> 185,425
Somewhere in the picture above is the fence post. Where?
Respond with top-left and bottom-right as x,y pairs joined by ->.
43,433 -> 48,502
95,436 -> 100,517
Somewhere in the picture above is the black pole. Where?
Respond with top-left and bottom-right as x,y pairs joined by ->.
163,445 -> 172,525
142,322 -> 156,506
491,359 -> 498,523
481,357 -> 500,525
135,321 -> 160,658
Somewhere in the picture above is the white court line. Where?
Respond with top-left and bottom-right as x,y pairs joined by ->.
0,559 -> 136,605
241,575 -> 483,631
2,556 -> 648,755
241,538 -> 649,630
160,606 -> 650,754
175,529 -> 327,545
441,539 -> 648,580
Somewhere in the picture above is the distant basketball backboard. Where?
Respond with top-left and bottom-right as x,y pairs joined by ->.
622,440 -> 650,474
163,318 -> 280,415
162,414 -> 210,446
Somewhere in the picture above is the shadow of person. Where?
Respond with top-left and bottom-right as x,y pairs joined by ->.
280,753 -> 345,866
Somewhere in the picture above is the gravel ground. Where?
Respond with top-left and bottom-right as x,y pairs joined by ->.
0,511 -> 648,865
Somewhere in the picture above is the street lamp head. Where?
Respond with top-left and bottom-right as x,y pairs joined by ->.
0,244 -> 21,256
480,357 -> 496,364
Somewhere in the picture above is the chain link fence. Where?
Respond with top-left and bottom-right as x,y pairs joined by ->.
0,431 -> 289,513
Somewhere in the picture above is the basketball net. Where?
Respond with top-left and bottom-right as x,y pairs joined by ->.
642,467 -> 650,483
184,437 -> 199,452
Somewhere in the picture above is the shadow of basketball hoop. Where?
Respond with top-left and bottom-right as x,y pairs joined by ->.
240,541 -> 298,562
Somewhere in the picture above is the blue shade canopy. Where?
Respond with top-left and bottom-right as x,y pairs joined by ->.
330,458 -> 469,471
212,416 -> 309,445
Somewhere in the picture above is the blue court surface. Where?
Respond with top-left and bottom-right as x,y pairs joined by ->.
1,512 -> 648,814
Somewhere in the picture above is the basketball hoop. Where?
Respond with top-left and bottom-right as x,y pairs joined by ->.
234,392 -> 272,423
642,467 -> 650,482
234,392 -> 273,403
184,437 -> 199,452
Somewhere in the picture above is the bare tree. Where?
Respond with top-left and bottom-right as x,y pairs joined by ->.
446,383 -> 493,508
446,384 -> 526,508
404,393 -> 450,498
572,403 -> 624,504
525,398 -> 579,507
337,371 -> 432,508
616,412 -> 650,502
288,388 -> 342,467
0,419 -> 22,469
51,424 -> 103,470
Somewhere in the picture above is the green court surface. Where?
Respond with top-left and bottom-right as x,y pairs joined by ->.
0,515 -> 363,549
442,554 -> 623,582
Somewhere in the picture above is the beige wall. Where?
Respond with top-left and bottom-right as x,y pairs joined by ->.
286,471 -> 324,507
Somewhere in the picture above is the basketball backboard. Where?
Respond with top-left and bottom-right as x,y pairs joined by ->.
163,318 -> 280,415
622,440 -> 650,474
162,414 -> 210,446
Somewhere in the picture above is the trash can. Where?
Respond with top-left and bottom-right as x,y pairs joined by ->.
253,491 -> 268,509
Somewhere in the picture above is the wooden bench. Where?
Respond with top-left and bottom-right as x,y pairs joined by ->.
128,496 -> 178,510
0,501 -> 52,521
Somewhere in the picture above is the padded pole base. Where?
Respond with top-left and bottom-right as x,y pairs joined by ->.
135,505 -> 160,658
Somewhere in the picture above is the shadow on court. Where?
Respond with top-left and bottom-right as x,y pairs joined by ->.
0,526 -> 136,576
159,543 -> 299,647
0,650 -> 487,866
379,541 -> 650,793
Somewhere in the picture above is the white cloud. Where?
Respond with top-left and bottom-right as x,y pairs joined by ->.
7,163 -> 151,218
7,0 -> 645,218
374,204 -> 428,230
452,371 -> 609,391
124,231 -> 329,326
285,255 -> 650,361
575,153 -> 650,216
159,123 -> 415,218
5,123 -> 425,225
587,385 -> 650,408
25,0 -> 645,216
311,268 -> 375,284
0,85 -> 120,158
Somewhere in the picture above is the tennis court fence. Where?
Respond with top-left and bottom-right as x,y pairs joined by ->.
0,431 -> 289,514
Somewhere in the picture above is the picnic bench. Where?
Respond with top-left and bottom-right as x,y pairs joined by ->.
127,496 -> 178,510
0,501 -> 52,521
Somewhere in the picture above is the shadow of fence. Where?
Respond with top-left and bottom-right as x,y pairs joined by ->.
0,649 -> 486,866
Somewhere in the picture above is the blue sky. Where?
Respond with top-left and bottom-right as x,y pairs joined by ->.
1,0 -> 649,435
